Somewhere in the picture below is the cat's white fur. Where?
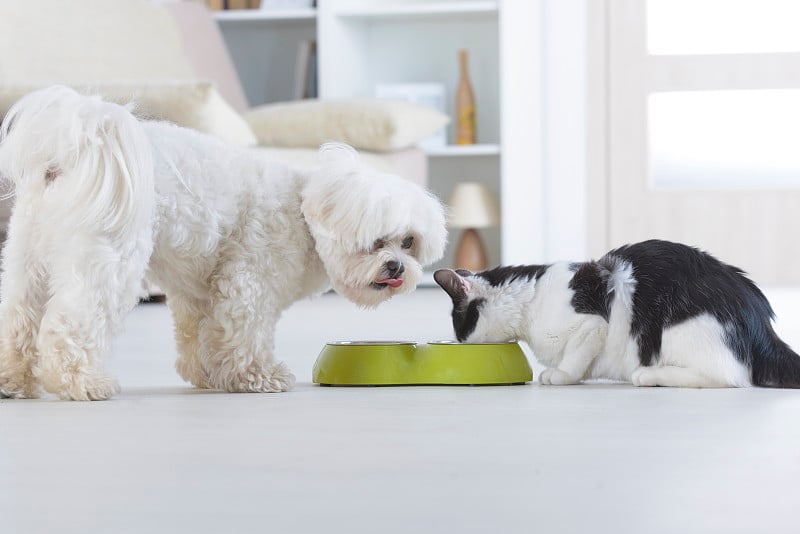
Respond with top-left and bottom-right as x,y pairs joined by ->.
448,261 -> 751,388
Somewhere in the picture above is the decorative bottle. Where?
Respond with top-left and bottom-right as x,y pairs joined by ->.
455,49 -> 476,145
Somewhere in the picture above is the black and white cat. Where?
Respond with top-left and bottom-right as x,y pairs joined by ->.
434,239 -> 800,388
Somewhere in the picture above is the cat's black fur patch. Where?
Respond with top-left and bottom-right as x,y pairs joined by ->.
603,240 -> 800,386
451,264 -> 546,342
438,239 -> 800,387
453,298 -> 486,342
569,262 -> 614,321
477,265 -> 549,287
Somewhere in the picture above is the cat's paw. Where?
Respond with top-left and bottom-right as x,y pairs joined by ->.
539,368 -> 579,385
631,367 -> 657,387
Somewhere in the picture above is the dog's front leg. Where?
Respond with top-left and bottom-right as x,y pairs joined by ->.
201,304 -> 295,393
169,294 -> 211,389
200,260 -> 295,393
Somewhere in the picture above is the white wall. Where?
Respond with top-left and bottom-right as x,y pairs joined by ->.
541,0 -> 589,262
499,0 -> 544,265
501,0 -> 591,265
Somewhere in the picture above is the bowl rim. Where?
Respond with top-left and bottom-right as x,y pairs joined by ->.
326,341 -> 417,346
426,340 -> 520,346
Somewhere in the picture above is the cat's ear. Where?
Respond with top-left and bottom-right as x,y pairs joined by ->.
455,269 -> 474,277
434,269 -> 471,302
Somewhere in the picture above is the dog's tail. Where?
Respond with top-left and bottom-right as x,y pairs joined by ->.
0,85 -> 154,240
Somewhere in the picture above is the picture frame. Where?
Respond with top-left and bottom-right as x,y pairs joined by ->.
375,83 -> 447,149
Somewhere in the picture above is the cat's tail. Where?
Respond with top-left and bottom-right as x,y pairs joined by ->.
743,281 -> 800,388
753,335 -> 800,388
730,271 -> 800,388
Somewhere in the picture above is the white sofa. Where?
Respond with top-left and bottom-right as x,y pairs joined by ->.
0,0 -> 433,231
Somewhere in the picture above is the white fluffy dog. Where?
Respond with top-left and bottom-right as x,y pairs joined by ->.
0,86 -> 446,400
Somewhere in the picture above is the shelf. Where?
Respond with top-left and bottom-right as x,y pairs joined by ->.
335,1 -> 498,19
213,8 -> 317,22
424,144 -> 501,157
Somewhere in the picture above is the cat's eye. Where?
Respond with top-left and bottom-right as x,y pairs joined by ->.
402,236 -> 414,249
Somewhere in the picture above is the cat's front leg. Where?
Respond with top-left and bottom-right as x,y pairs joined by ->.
540,367 -> 580,385
538,319 -> 606,386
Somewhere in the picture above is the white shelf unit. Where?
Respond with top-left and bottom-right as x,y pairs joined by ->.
333,1 -> 498,19
213,8 -> 317,21
319,0 -> 501,269
424,144 -> 501,157
216,10 -> 317,107
216,0 -> 540,269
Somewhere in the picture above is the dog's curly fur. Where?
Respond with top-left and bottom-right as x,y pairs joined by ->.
0,86 -> 447,400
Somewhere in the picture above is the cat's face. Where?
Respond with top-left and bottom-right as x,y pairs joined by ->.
434,268 -> 520,342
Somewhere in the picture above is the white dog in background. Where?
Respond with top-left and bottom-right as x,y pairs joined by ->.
0,86 -> 447,401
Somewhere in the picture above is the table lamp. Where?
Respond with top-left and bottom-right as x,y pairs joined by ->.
447,182 -> 500,272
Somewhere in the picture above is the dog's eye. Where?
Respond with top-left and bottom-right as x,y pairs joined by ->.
372,239 -> 386,251
402,236 -> 414,249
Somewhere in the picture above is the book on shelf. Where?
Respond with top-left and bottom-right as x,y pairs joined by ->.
204,0 -> 225,10
260,0 -> 314,9
375,83 -> 447,149
205,0 -> 261,9
307,44 -> 318,99
293,40 -> 318,100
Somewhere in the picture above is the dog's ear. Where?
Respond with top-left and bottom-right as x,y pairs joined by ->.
301,144 -> 382,250
408,187 -> 447,266
301,143 -> 447,266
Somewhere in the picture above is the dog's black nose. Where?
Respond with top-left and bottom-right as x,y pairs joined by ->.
386,260 -> 404,278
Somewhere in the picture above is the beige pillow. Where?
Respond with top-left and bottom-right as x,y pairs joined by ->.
243,98 -> 450,152
0,82 -> 257,147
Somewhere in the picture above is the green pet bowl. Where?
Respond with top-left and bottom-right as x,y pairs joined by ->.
312,340 -> 533,386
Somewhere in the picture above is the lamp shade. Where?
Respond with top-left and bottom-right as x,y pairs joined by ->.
447,182 -> 500,229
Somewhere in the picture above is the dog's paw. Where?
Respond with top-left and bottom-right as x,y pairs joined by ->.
175,355 -> 210,389
0,356 -> 40,399
78,374 -> 121,401
0,380 -> 40,399
0,378 -> 40,399
38,367 -> 120,401
539,368 -> 579,386
221,361 -> 296,393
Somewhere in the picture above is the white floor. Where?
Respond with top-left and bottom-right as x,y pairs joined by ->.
2,287 -> 800,534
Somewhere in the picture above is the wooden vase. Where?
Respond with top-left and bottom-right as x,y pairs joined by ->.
455,49 -> 476,145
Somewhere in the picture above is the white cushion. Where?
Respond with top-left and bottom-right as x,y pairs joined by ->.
243,98 -> 450,152
0,0 -> 195,84
255,146 -> 428,188
0,82 -> 258,147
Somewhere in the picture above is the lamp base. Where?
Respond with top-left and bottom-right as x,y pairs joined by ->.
455,228 -> 488,272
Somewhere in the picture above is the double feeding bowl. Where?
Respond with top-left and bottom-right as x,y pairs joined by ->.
312,340 -> 532,386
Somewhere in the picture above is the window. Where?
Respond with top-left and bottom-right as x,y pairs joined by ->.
649,90 -> 800,189
648,0 -> 800,55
